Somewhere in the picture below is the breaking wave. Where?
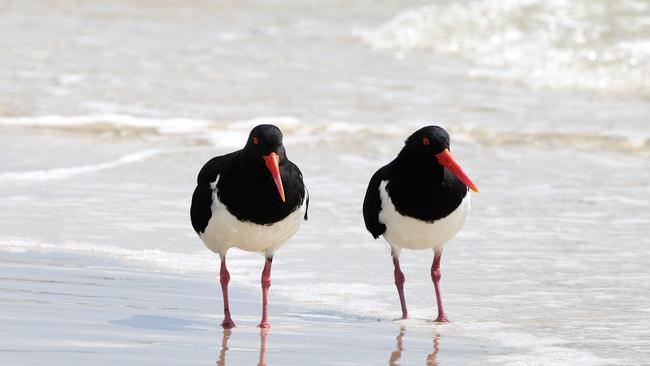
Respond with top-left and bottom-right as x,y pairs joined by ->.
0,114 -> 647,152
358,0 -> 650,97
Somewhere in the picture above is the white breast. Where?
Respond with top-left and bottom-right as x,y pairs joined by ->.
199,175 -> 304,257
378,180 -> 470,252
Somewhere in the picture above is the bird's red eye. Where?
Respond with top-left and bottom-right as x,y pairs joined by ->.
422,137 -> 430,145
253,137 -> 259,145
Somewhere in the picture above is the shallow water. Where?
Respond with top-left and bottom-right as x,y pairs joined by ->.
1,0 -> 649,364
0,250 -> 518,365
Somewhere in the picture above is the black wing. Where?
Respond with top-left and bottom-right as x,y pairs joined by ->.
293,165 -> 308,221
303,186 -> 309,221
362,164 -> 391,239
282,160 -> 308,222
190,151 -> 239,234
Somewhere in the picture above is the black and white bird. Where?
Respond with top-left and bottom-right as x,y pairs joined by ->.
191,124 -> 308,329
363,126 -> 478,322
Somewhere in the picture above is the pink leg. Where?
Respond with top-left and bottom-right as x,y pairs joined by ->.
220,257 -> 235,328
393,257 -> 409,320
431,250 -> 450,323
258,258 -> 273,328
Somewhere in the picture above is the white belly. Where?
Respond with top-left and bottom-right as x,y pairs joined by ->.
378,180 -> 470,251
199,177 -> 303,257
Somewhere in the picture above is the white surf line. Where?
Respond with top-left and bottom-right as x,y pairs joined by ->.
0,238 -> 250,277
0,114 -> 213,132
0,149 -> 168,182
2,115 -> 647,151
0,114 -> 411,139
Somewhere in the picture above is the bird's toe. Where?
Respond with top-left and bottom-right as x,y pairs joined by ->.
221,319 -> 236,329
432,315 -> 450,323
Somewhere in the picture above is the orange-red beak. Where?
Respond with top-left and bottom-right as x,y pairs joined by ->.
435,149 -> 479,193
263,152 -> 286,202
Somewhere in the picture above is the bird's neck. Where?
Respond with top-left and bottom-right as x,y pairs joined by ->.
237,155 -> 268,180
394,149 -> 444,182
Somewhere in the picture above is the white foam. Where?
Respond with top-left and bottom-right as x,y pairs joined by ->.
358,0 -> 650,97
0,114 -> 213,134
0,114 -> 409,145
1,114 -> 647,152
0,238 -> 245,277
0,149 -> 168,182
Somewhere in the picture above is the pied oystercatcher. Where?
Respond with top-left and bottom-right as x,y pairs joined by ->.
191,124 -> 308,328
363,126 -> 478,322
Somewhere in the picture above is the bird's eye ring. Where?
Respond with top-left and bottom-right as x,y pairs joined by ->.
422,137 -> 430,145
253,137 -> 259,145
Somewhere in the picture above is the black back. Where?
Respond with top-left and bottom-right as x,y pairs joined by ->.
191,125 -> 307,233
362,126 -> 468,239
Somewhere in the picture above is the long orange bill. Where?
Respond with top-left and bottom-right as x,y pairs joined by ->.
263,152 -> 286,202
435,149 -> 479,193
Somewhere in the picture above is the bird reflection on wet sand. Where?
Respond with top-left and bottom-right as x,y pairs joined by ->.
426,332 -> 441,366
258,328 -> 268,366
216,329 -> 231,366
388,326 -> 406,365
216,328 -> 268,366
389,326 -> 441,366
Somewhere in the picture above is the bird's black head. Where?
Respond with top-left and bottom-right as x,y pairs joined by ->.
404,125 -> 451,156
243,124 -> 288,202
244,124 -> 287,161
399,125 -> 479,192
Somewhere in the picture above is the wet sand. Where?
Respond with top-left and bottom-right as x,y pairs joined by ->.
0,248 -> 521,366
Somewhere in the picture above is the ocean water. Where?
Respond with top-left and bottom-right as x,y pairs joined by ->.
1,0 -> 649,364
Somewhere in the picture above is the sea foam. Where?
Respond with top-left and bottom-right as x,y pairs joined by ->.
0,149 -> 169,182
358,0 -> 650,97
1,115 -> 647,152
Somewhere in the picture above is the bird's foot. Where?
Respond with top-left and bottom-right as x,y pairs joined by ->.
432,314 -> 450,323
257,322 -> 271,329
221,318 -> 236,329
392,314 -> 409,321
